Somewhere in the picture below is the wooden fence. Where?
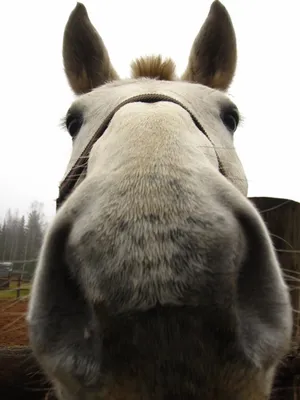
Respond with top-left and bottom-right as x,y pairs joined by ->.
0,270 -> 32,299
0,259 -> 35,299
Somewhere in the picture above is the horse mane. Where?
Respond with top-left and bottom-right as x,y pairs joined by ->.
130,55 -> 176,81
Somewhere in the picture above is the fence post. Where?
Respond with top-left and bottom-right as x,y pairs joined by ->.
16,274 -> 21,299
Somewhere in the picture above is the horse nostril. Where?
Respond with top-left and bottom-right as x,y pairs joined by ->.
44,217 -> 73,264
28,217 -> 78,349
28,217 -> 105,390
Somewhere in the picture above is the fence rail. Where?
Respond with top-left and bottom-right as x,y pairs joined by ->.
0,276 -> 31,299
0,258 -> 38,264
0,259 -> 34,299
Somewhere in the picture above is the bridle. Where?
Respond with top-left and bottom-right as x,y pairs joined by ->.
56,94 -> 225,210
56,93 -> 225,210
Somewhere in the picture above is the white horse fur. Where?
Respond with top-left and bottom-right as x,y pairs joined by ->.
27,1 -> 293,399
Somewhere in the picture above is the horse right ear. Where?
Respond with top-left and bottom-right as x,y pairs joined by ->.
63,2 -> 119,95
181,0 -> 237,91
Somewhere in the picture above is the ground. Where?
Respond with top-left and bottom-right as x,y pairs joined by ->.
0,298 -> 29,346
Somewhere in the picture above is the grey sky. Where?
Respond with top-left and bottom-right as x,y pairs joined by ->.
1,0 -> 299,221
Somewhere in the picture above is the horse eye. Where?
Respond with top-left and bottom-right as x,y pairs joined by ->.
221,108 -> 239,134
66,113 -> 83,138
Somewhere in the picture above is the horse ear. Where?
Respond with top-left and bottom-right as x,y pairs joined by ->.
63,2 -> 119,95
182,0 -> 237,91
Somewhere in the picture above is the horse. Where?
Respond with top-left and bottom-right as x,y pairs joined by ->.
27,1 -> 293,399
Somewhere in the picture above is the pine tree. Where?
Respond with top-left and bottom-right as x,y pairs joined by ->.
23,201 -> 46,276
0,201 -> 47,278
16,216 -> 26,260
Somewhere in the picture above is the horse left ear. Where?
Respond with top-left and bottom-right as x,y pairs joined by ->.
63,3 -> 119,95
182,0 -> 237,91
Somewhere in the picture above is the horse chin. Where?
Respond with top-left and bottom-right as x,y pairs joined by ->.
30,305 -> 281,400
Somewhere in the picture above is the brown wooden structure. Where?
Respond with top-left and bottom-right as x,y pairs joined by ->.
250,197 -> 300,399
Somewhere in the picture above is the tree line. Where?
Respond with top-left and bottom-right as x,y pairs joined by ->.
0,201 -> 48,276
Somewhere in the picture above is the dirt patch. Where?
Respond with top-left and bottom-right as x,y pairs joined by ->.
0,299 -> 29,346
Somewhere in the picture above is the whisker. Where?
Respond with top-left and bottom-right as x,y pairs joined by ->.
282,274 -> 300,283
270,234 -> 294,249
282,268 -> 300,275
258,200 -> 291,214
276,249 -> 300,254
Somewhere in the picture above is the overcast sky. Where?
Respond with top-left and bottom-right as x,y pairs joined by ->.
1,0 -> 299,221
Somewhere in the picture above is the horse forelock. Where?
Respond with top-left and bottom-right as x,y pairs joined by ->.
130,55 -> 176,81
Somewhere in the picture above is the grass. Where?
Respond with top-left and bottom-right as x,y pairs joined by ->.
0,281 -> 31,299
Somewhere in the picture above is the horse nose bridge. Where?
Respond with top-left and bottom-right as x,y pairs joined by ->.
56,93 -> 215,211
